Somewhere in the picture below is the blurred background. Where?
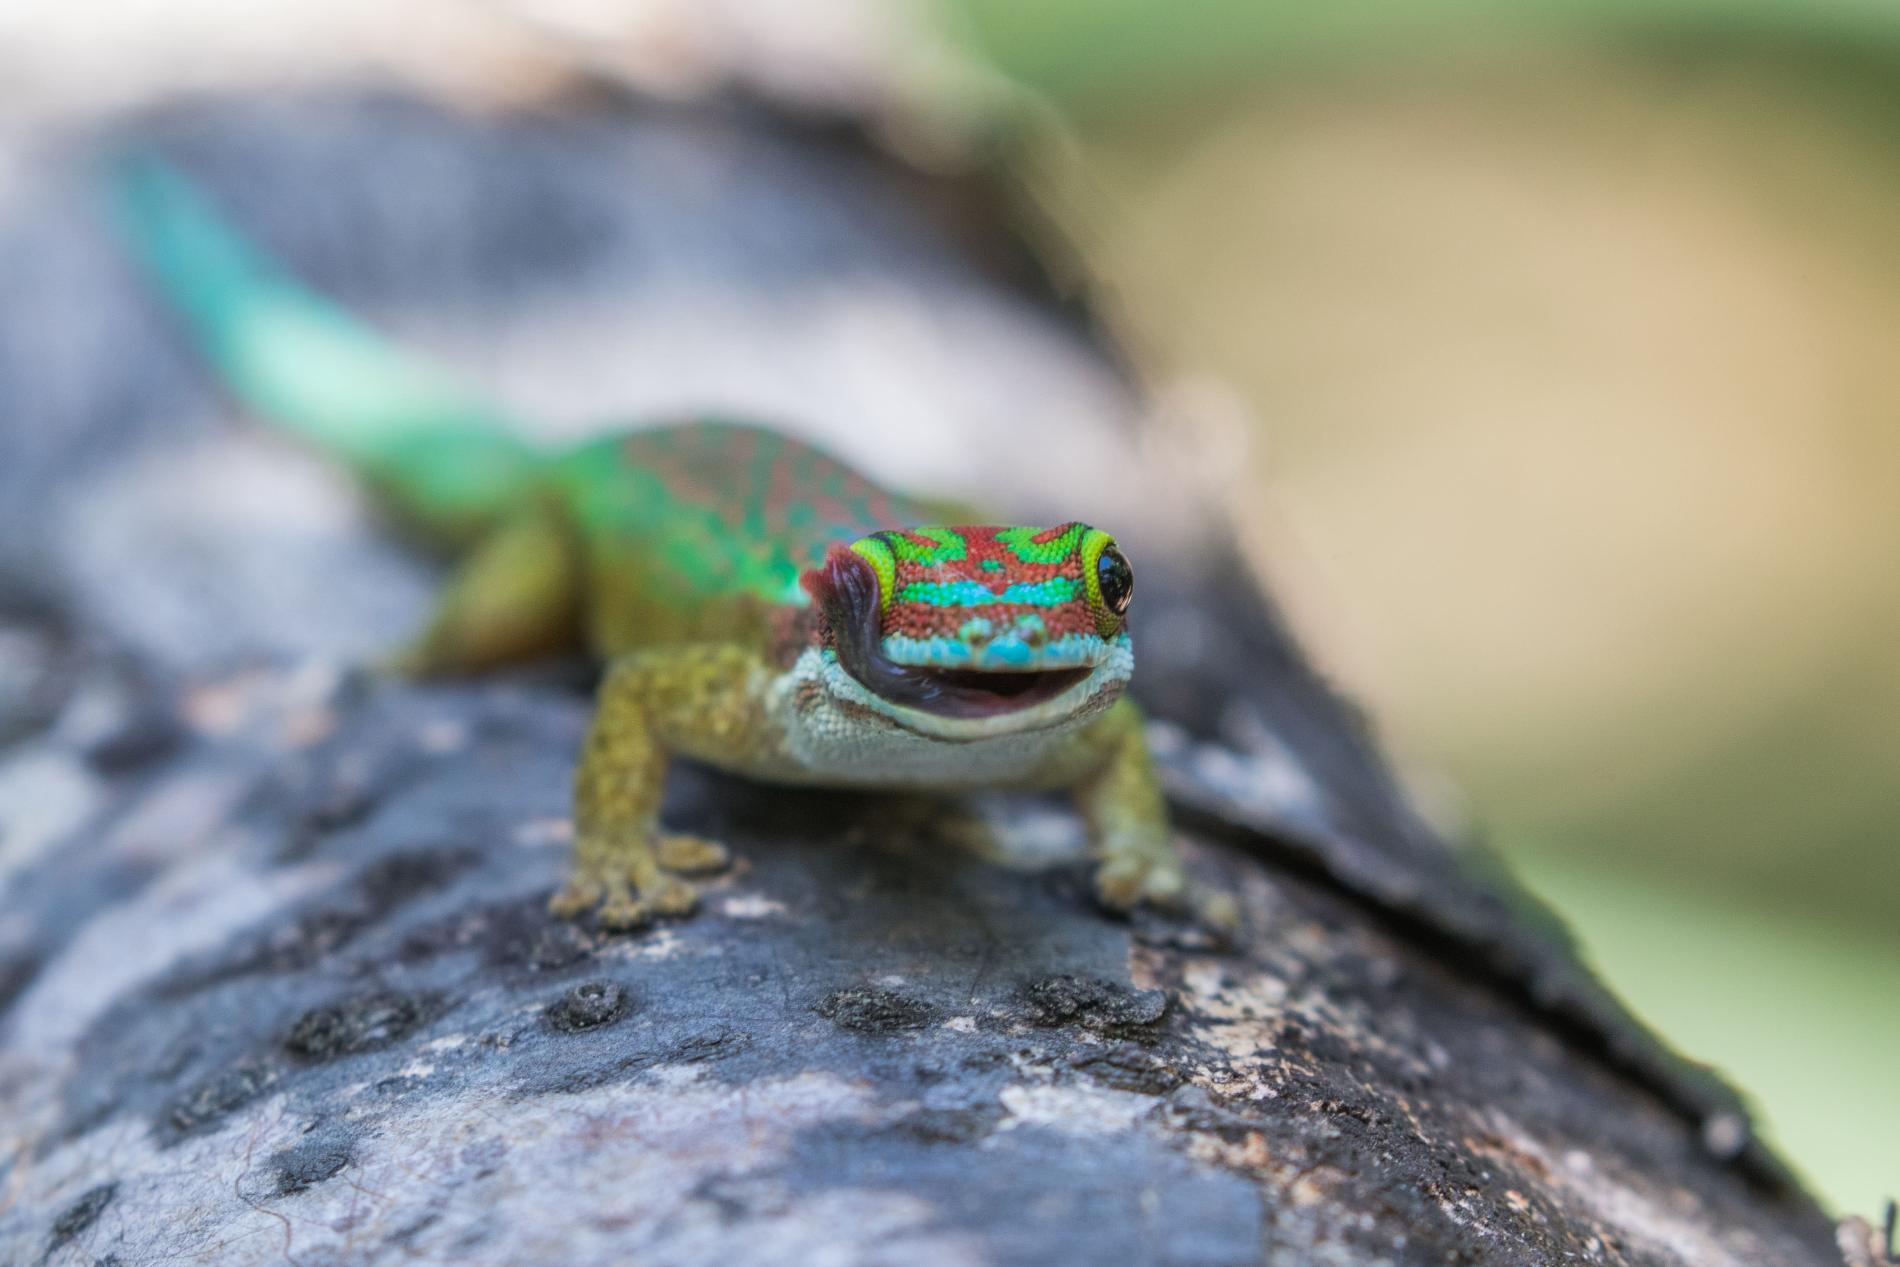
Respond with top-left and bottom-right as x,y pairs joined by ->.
3,0 -> 1892,1216
941,0 -> 1900,1214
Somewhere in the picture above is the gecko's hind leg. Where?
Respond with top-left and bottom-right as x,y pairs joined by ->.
388,503 -> 581,676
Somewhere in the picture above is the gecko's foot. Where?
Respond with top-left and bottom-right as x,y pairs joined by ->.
551,873 -> 657,929
549,842 -> 705,930
1190,886 -> 1242,935
1093,852 -> 1188,913
655,834 -> 730,874
597,895 -> 654,931
554,876 -> 697,931
548,875 -> 606,921
643,873 -> 700,918
1095,856 -> 1240,940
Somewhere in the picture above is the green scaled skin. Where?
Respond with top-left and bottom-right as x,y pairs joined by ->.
114,158 -> 1190,930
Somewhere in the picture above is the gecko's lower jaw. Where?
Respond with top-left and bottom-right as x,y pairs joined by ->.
804,646 -> 1126,742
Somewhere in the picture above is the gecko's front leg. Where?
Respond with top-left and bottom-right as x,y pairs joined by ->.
551,648 -> 751,930
1068,699 -> 1240,930
1068,699 -> 1188,910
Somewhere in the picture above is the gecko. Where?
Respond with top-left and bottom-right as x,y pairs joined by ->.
111,158 -> 1192,930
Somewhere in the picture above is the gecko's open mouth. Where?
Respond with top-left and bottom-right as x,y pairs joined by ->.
805,546 -> 1095,719
868,665 -> 1093,718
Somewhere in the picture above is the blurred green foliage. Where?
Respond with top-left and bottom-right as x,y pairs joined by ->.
942,0 -> 1899,1216
955,0 -> 1900,110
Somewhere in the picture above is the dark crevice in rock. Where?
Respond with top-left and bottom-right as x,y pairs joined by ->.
167,1060 -> 278,1138
815,987 -> 938,1034
270,1123 -> 359,1195
46,1182 -> 117,1253
1015,974 -> 1169,1035
284,990 -> 448,1062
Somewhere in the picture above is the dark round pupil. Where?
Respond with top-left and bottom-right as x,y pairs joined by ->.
1097,546 -> 1133,616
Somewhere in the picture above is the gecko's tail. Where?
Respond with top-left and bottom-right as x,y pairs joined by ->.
107,153 -> 538,545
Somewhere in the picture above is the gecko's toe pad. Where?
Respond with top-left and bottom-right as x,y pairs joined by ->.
596,897 -> 654,930
656,835 -> 730,874
550,874 -> 696,929
644,875 -> 700,918
1093,854 -> 1188,912
548,878 -> 606,920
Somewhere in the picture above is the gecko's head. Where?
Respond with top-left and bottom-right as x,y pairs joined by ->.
800,523 -> 1135,740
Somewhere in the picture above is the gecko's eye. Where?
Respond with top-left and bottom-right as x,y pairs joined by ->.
1096,544 -> 1133,617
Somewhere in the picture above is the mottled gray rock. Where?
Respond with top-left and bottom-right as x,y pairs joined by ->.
0,660 -> 1839,1266
0,94 -> 1845,1265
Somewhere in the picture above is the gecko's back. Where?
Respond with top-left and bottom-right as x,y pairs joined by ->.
551,423 -> 932,656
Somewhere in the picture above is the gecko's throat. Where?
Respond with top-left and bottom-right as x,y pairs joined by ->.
807,546 -> 1093,720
